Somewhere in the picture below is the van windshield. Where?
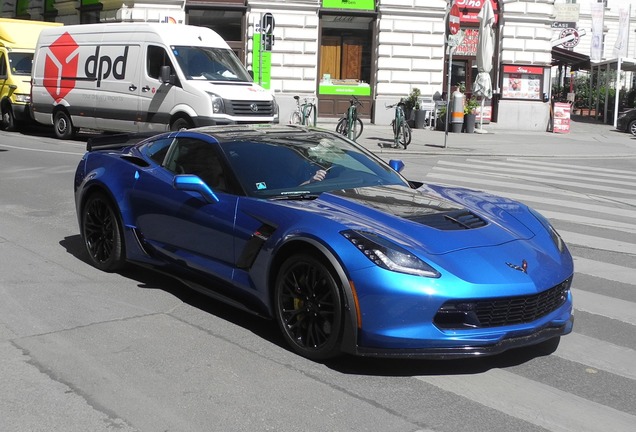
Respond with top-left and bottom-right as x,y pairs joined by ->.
9,53 -> 34,76
172,46 -> 251,82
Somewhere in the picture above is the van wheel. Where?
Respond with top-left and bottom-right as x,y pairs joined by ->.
54,111 -> 77,140
171,117 -> 193,131
1,103 -> 16,131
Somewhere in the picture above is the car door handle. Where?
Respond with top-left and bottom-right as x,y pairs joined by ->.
142,86 -> 151,92
129,84 -> 137,91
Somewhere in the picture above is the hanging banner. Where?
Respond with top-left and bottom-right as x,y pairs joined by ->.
613,6 -> 630,58
590,2 -> 604,62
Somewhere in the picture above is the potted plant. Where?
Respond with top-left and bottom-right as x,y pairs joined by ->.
464,97 -> 479,133
405,87 -> 421,126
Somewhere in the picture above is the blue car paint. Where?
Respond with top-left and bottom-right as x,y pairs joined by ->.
74,126 -> 574,358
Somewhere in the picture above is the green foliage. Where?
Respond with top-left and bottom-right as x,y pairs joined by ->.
405,87 -> 421,111
464,97 -> 479,115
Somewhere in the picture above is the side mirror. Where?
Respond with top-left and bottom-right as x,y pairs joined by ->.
160,65 -> 173,84
173,175 -> 219,203
388,159 -> 405,173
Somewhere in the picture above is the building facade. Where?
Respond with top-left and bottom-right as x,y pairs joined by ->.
2,0 -> 634,130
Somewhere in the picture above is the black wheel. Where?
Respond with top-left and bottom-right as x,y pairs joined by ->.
399,123 -> 412,148
81,193 -> 126,272
275,254 -> 343,361
351,118 -> 363,140
335,117 -> 347,136
629,120 -> 636,136
171,116 -> 193,131
290,111 -> 301,125
53,110 -> 76,139
1,103 -> 16,131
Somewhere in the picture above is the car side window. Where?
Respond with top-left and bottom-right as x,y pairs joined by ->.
141,138 -> 174,165
163,138 -> 227,192
147,45 -> 175,80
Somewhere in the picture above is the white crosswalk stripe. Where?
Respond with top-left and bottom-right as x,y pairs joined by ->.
421,157 -> 636,431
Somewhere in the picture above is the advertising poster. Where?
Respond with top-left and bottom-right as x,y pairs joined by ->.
501,65 -> 543,100
553,102 -> 571,134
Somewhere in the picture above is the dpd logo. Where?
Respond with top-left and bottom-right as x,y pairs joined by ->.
43,32 -> 80,103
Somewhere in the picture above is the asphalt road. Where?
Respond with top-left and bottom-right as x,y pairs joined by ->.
1,125 -> 635,432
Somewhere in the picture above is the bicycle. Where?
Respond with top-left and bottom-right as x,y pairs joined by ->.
335,96 -> 364,141
290,95 -> 317,126
386,99 -> 412,149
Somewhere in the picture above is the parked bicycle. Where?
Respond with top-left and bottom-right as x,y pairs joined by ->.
289,95 -> 317,126
386,99 -> 412,149
335,96 -> 364,141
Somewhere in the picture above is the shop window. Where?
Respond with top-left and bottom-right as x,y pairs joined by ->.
319,16 -> 372,84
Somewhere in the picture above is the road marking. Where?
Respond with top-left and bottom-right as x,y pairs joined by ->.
572,287 -> 636,326
416,369 -> 636,432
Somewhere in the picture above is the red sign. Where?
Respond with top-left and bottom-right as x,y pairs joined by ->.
503,65 -> 544,75
449,4 -> 460,35
456,0 -> 499,24
43,32 -> 79,102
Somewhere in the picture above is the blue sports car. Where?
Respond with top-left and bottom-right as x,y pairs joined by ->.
74,124 -> 574,361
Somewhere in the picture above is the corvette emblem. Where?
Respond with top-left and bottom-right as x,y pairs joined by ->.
506,259 -> 528,273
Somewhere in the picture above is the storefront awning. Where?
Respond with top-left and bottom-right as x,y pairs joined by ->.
552,46 -> 590,71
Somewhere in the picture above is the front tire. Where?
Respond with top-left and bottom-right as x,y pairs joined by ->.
54,110 -> 76,140
81,193 -> 126,272
290,111 -> 301,125
275,254 -> 343,361
171,116 -> 193,131
629,119 -> 636,136
1,103 -> 16,131
399,123 -> 412,148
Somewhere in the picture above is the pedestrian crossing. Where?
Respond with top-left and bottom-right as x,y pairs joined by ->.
418,157 -> 636,432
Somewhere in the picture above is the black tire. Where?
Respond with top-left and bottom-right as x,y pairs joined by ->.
335,117 -> 347,135
171,116 -> 193,131
53,110 -> 76,140
1,103 -> 16,131
81,192 -> 126,272
629,120 -> 636,136
399,123 -> 412,148
274,254 -> 343,361
351,118 -> 363,140
290,111 -> 301,125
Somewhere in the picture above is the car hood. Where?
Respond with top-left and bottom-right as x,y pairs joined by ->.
275,184 -> 536,255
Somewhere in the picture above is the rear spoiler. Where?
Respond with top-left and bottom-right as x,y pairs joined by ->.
86,132 -> 157,152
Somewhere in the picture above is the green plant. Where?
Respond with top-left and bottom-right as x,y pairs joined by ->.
464,97 -> 479,115
405,87 -> 421,111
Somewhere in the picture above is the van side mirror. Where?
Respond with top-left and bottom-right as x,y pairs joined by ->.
160,66 -> 173,84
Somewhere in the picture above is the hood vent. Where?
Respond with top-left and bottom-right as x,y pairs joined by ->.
407,209 -> 487,231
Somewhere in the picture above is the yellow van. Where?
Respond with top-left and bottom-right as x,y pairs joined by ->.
0,18 -> 62,131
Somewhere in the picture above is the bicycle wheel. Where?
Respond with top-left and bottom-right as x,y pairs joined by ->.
398,123 -> 412,148
336,118 -> 347,135
290,111 -> 301,125
303,105 -> 315,127
351,118 -> 363,140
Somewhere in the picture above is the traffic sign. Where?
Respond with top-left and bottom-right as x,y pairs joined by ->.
449,4 -> 460,35
261,13 -> 275,35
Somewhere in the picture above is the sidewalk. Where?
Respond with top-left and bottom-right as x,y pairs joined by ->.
318,116 -> 636,158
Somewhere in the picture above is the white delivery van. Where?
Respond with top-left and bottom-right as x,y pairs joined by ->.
31,22 -> 278,139
0,18 -> 62,131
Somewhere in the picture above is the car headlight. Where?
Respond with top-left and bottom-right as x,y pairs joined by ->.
14,94 -> 31,103
207,93 -> 225,114
528,208 -> 565,253
342,230 -> 440,278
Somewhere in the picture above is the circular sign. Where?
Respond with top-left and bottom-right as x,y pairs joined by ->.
560,28 -> 580,48
449,4 -> 460,35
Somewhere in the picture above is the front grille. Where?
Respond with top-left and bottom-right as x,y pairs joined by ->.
434,278 -> 571,329
408,209 -> 487,230
226,100 -> 274,116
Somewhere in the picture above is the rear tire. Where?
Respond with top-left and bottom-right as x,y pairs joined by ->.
335,118 -> 347,136
53,110 -> 76,140
290,111 -> 301,125
171,116 -> 193,131
81,193 -> 126,272
399,123 -> 412,148
629,120 -> 636,136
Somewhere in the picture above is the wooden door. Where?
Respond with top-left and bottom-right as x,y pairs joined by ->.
341,38 -> 363,80
320,36 -> 341,80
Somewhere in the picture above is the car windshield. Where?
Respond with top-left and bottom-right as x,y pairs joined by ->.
9,53 -> 33,75
172,46 -> 251,82
219,130 -> 409,198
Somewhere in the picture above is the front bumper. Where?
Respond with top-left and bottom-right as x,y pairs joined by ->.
353,316 -> 573,359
